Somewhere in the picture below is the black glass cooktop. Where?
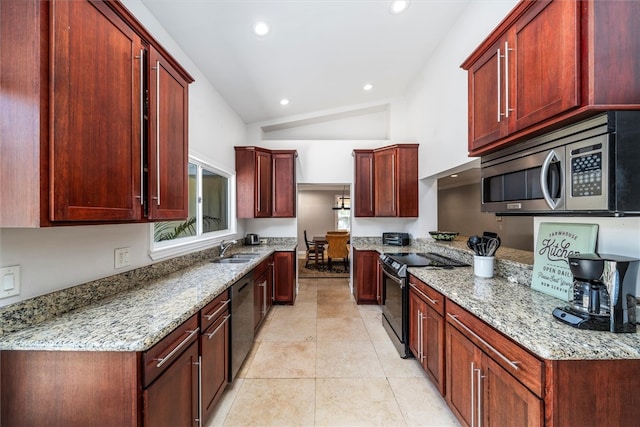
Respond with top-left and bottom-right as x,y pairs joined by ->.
386,252 -> 469,268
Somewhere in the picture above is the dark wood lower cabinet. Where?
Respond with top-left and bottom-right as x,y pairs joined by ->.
353,249 -> 380,304
445,324 -> 542,427
200,293 -> 231,425
143,341 -> 199,427
273,251 -> 296,304
1,351 -> 140,427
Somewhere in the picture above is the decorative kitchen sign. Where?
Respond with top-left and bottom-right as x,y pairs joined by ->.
531,222 -> 598,301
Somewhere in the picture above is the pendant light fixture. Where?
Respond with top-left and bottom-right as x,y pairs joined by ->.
332,186 -> 351,211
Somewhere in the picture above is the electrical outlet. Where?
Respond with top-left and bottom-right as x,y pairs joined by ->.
260,238 -> 268,245
0,265 -> 21,299
114,247 -> 131,269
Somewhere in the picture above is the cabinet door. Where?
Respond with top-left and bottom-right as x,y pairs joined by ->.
272,151 -> 296,217
144,341 -> 199,427
255,150 -> 272,217
273,251 -> 295,304
148,45 -> 189,220
50,0 -> 143,221
353,250 -> 379,304
201,312 -> 230,424
424,305 -> 445,396
374,148 -> 397,216
510,0 -> 579,133
408,289 -> 425,360
481,353 -> 542,427
446,323 -> 479,427
354,151 -> 375,217
468,38 -> 508,152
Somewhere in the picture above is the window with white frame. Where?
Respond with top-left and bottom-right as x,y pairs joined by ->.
335,194 -> 351,231
152,159 -> 234,255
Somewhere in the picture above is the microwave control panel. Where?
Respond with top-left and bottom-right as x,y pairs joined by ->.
570,143 -> 603,197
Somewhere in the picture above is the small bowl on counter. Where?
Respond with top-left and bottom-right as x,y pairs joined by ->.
429,231 -> 459,241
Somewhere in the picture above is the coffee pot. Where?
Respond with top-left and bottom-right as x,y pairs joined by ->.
553,253 -> 639,333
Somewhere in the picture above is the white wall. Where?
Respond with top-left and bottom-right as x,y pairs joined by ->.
0,0 -> 247,307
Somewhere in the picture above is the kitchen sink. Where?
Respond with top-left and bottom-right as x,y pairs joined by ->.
231,253 -> 262,259
212,253 -> 262,264
212,258 -> 250,264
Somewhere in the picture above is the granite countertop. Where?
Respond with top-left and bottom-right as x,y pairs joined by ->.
352,238 -> 640,361
0,244 -> 294,352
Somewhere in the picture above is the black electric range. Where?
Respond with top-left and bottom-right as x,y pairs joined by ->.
379,252 -> 469,358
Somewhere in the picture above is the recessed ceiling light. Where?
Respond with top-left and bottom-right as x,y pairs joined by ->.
390,0 -> 410,14
280,98 -> 290,106
252,21 -> 270,37
363,83 -> 374,91
450,174 -> 458,178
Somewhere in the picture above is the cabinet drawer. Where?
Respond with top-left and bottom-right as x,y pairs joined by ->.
143,314 -> 199,387
408,275 -> 445,316
446,301 -> 543,397
252,257 -> 271,278
201,290 -> 231,332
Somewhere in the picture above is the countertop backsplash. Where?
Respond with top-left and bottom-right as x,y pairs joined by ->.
351,235 -> 534,287
0,238 -> 295,337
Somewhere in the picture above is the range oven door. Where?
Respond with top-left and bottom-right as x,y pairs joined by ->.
380,263 -> 410,358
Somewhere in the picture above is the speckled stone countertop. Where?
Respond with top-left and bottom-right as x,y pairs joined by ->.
0,244 -> 293,352
352,237 -> 640,361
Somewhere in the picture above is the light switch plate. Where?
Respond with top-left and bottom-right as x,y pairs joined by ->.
1,265 -> 21,299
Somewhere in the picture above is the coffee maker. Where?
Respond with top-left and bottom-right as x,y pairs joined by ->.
552,253 -> 639,333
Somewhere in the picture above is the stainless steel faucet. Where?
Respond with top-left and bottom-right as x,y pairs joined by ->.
219,240 -> 236,257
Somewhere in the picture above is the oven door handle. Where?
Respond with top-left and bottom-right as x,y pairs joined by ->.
382,268 -> 405,287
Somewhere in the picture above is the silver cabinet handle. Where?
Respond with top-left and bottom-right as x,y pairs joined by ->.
448,314 -> 520,371
504,41 -> 511,118
417,310 -> 422,360
369,156 -> 374,212
195,355 -> 202,427
155,60 -> 161,206
477,366 -> 484,427
204,299 -> 230,321
135,48 -> 144,204
155,327 -> 200,368
470,361 -> 476,427
206,314 -> 230,339
409,283 -> 439,306
496,47 -> 501,123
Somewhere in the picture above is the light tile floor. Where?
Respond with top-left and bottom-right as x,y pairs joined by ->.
206,277 -> 460,427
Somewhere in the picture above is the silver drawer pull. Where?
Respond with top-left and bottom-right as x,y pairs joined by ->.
447,313 -> 520,371
409,283 -> 439,305
155,328 -> 200,368
206,314 -> 231,339
204,299 -> 230,321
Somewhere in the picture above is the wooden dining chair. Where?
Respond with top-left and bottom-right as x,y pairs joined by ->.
304,230 -> 324,268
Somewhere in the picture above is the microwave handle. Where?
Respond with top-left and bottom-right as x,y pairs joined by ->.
540,150 -> 561,210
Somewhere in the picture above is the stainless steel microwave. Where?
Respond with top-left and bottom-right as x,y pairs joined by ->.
481,111 -> 640,216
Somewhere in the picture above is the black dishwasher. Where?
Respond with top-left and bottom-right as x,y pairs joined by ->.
230,271 -> 254,381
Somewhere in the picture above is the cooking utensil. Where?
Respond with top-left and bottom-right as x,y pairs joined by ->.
467,235 -> 482,256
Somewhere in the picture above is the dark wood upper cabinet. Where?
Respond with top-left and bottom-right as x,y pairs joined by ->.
147,46 -> 190,220
463,0 -> 640,156
0,0 -> 193,227
235,147 -> 297,218
354,144 -> 418,218
353,151 -> 375,217
271,151 -> 297,218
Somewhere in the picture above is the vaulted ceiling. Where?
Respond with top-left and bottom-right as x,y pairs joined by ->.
141,0 -> 472,124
